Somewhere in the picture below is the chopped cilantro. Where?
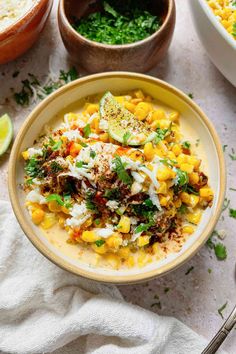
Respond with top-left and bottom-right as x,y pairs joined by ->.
46,194 -> 64,206
104,188 -> 120,200
85,190 -> 97,211
95,239 -> 105,247
186,185 -> 199,195
174,169 -> 189,187
195,138 -> 200,147
25,157 -> 43,178
26,178 -> 34,185
229,148 -> 236,160
188,93 -> 194,99
218,302 -> 228,319
160,158 -> 177,168
12,71 -> 19,78
164,287 -> 170,293
90,150 -> 96,159
74,1 -> 161,45
83,124 -> 91,138
154,128 -> 170,144
182,141 -> 191,149
229,208 -> 236,218
144,198 -> 153,208
185,266 -> 194,275
223,145 -> 228,152
50,161 -> 63,173
214,243 -> 227,260
123,131 -> 131,146
208,268 -> 212,274
222,198 -> 230,212
230,188 -> 236,192
59,67 -> 78,83
135,222 -> 153,234
80,142 -> 88,147
49,138 -> 62,151
94,218 -> 101,225
178,204 -> 188,214
151,301 -> 162,309
112,155 -> 133,186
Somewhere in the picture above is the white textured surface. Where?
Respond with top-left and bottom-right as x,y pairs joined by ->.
0,1 -> 236,353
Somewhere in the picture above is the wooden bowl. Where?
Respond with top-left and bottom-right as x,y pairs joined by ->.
58,0 -> 176,73
0,0 -> 53,65
8,72 -> 226,284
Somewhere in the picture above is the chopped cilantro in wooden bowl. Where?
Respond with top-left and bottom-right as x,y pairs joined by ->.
58,0 -> 176,72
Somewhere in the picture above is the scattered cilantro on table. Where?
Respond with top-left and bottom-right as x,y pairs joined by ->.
218,302 -> 228,319
229,208 -> 236,218
185,266 -> 194,275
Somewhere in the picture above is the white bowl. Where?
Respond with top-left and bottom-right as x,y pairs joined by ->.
190,0 -> 236,87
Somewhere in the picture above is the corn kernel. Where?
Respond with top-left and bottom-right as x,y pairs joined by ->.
134,89 -> 145,100
118,247 -> 130,259
172,144 -> 182,156
137,235 -> 150,247
152,109 -> 166,120
180,163 -> 194,174
186,211 -> 202,225
32,209 -> 45,225
106,234 -> 123,249
157,165 -> 172,181
70,142 -> 82,157
189,194 -> 200,208
99,133 -> 109,143
58,216 -> 66,228
157,181 -> 168,194
134,108 -> 148,121
138,252 -> 152,267
180,192 -> 191,204
81,231 -> 100,243
158,119 -> 171,130
177,153 -> 188,165
86,104 -> 98,115
91,243 -> 108,255
117,216 -> 131,233
187,156 -> 201,169
126,256 -> 135,268
199,188 -> 214,198
169,111 -> 179,122
174,199 -> 182,208
48,200 -> 62,213
144,142 -> 155,161
124,101 -> 136,113
182,225 -> 195,234
160,196 -> 168,206
189,172 -> 200,184
41,213 -> 57,229
22,150 -> 29,160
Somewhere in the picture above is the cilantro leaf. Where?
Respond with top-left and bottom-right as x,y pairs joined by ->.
90,150 -> 96,159
95,239 -> 105,247
123,131 -> 131,146
154,128 -> 170,144
182,141 -> 191,149
218,302 -> 228,319
214,243 -> 227,260
229,208 -> 236,218
83,124 -> 91,138
25,157 -> 43,178
112,156 -> 133,186
46,194 -> 64,206
135,222 -> 153,234
174,169 -> 189,187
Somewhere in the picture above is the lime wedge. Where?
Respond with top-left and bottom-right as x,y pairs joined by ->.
100,92 -> 155,146
0,114 -> 13,156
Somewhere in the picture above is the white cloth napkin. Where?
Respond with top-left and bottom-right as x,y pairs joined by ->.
0,200 -> 219,354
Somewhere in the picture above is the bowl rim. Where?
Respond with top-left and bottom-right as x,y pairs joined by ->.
58,0 -> 175,49
8,71 -> 226,284
197,0 -> 236,50
0,0 -> 50,39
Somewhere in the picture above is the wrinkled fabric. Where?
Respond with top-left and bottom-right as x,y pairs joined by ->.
0,200 -> 218,354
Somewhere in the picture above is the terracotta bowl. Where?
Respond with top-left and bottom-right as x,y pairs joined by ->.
0,0 -> 53,65
58,0 -> 176,73
8,72 -> 225,284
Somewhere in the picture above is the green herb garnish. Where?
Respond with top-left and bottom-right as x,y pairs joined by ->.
90,150 -> 96,159
85,190 -> 97,211
25,157 -> 43,178
182,141 -> 191,149
74,0 -> 161,45
229,208 -> 236,218
185,266 -> 194,275
95,239 -> 105,247
188,93 -> 194,99
112,155 -> 133,186
135,222 -> 153,234
50,161 -> 63,174
46,194 -> 64,206
104,188 -> 120,200
214,243 -> 227,260
178,204 -> 188,214
83,124 -> 91,138
218,302 -> 228,319
174,169 -> 189,187
154,128 -> 170,145
123,131 -> 131,146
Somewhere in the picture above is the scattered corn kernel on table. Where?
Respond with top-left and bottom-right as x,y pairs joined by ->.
0,1 -> 236,353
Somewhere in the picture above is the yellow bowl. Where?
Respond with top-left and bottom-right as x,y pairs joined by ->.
8,72 -> 226,284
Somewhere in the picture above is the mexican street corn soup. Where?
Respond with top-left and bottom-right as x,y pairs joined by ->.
206,0 -> 236,40
22,91 -> 213,270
